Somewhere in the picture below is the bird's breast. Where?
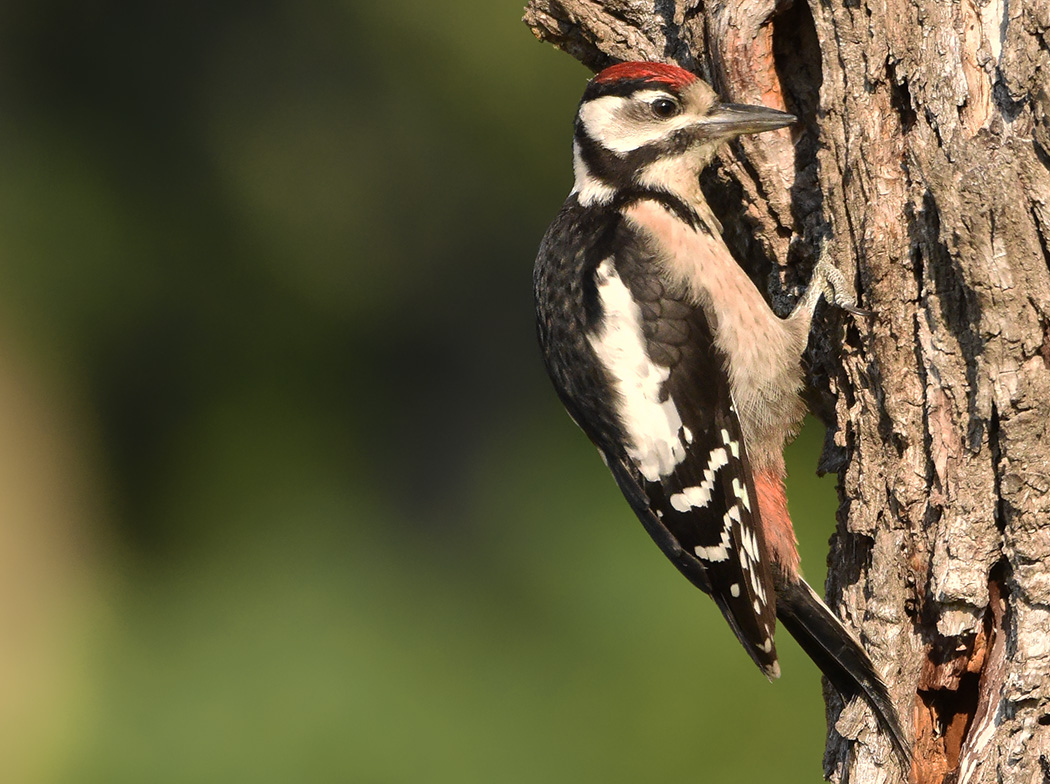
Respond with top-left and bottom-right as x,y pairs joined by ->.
622,199 -> 808,468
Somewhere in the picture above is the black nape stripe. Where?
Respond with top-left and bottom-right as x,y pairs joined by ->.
612,188 -> 709,234
573,125 -> 713,236
575,123 -> 698,187
574,121 -> 638,189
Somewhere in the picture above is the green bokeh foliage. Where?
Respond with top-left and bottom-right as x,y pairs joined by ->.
0,1 -> 839,781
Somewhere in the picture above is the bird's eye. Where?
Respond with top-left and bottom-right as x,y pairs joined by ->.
650,97 -> 680,118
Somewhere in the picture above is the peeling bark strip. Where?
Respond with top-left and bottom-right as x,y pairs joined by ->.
524,0 -> 1050,782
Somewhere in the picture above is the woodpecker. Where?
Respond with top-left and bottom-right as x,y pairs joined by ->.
533,61 -> 909,763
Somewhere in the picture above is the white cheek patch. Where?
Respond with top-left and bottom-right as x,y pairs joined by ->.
588,259 -> 685,482
579,93 -> 697,155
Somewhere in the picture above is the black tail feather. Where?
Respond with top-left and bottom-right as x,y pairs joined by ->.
775,576 -> 912,768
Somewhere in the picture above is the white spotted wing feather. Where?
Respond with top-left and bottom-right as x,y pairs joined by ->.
588,245 -> 780,678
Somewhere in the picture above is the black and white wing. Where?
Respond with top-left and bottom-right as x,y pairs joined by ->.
534,200 -> 780,677
584,222 -> 780,678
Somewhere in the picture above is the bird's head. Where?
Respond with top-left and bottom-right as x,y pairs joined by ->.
572,62 -> 795,203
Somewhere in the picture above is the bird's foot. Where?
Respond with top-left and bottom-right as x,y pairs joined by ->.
812,244 -> 875,319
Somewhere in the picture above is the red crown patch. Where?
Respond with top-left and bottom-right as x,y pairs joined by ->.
592,62 -> 698,90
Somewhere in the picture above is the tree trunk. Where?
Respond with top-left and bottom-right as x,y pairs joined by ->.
523,1 -> 1050,781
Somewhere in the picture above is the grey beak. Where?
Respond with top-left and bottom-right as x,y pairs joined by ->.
704,103 -> 796,136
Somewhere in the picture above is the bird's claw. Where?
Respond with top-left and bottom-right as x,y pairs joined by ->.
813,244 -> 876,319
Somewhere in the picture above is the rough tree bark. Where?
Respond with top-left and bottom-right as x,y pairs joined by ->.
523,1 -> 1050,782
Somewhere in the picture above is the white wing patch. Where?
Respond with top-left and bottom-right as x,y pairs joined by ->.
691,503 -> 739,562
740,524 -> 759,563
720,428 -> 740,458
745,549 -> 767,604
668,447 -> 728,512
588,259 -> 685,482
693,523 -> 731,562
731,477 -> 751,511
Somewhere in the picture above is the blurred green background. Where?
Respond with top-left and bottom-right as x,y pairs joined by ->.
0,2 -> 840,782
